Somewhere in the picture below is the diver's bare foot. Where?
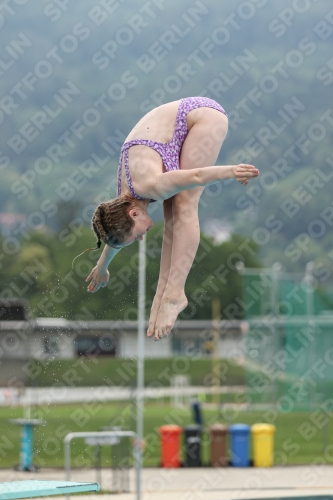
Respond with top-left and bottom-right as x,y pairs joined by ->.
147,294 -> 163,338
152,293 -> 188,341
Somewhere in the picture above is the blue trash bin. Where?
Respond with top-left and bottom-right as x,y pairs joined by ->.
229,424 -> 250,467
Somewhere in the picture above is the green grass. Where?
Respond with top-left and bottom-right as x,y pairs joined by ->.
28,357 -> 245,387
1,401 -> 332,469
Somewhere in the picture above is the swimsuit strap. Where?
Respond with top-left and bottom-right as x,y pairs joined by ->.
172,98 -> 189,143
117,141 -> 149,199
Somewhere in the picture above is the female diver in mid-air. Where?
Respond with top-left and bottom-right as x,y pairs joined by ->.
85,97 -> 259,341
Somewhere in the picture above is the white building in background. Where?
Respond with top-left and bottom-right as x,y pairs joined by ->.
203,218 -> 232,244
0,299 -> 245,384
0,213 -> 27,236
0,318 -> 243,360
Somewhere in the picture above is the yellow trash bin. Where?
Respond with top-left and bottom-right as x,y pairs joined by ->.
251,423 -> 276,467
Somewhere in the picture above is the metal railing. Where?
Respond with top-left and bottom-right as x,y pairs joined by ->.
64,430 -> 141,500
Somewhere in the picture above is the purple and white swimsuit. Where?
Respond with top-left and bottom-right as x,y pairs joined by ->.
117,96 -> 227,201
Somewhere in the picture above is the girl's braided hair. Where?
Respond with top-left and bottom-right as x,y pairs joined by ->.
91,194 -> 137,248
70,195 -> 137,271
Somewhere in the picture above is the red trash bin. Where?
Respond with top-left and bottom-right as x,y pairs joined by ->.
159,425 -> 183,467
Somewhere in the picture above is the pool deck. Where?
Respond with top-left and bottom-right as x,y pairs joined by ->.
0,466 -> 333,500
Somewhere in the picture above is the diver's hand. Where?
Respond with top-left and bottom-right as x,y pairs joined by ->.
86,265 -> 109,293
235,164 -> 259,185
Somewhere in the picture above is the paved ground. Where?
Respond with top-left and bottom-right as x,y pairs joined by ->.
1,466 -> 333,500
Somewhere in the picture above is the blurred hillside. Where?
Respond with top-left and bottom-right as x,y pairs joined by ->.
1,0 -> 333,278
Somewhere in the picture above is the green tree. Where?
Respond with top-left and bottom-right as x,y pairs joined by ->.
1,225 -> 262,320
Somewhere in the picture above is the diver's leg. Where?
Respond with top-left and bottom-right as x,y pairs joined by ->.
153,110 -> 228,339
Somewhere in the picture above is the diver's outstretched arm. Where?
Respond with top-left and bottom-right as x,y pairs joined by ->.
143,164 -> 259,200
86,245 -> 121,293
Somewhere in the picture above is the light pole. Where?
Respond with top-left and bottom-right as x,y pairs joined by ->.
136,236 -> 146,500
304,261 -> 315,410
305,261 -> 314,318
